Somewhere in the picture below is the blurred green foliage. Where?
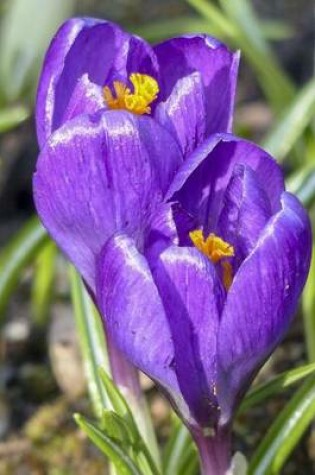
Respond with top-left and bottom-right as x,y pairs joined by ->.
0,0 -> 76,104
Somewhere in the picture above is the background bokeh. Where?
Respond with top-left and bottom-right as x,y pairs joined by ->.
0,1 -> 315,474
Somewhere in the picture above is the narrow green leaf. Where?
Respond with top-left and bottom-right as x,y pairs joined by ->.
0,104 -> 29,132
0,0 -> 76,101
218,0 -> 295,111
162,415 -> 181,470
262,77 -> 315,161
0,216 -> 48,319
219,0 -> 270,54
74,414 -> 142,475
249,377 -> 315,474
187,0 -> 295,112
98,368 -> 136,429
131,17 -> 225,43
101,410 -> 134,446
131,16 -> 292,45
164,422 -> 195,475
303,248 -> 315,363
177,442 -> 198,475
138,441 -> 161,475
186,0 -> 237,37
239,362 -> 315,412
261,21 -> 294,41
31,241 -> 57,327
286,166 -> 315,208
99,369 -> 160,475
70,267 -> 109,418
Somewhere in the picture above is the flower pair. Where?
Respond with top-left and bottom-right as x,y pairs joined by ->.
34,18 -> 311,434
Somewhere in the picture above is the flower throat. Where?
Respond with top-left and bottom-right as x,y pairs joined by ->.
104,73 -> 159,115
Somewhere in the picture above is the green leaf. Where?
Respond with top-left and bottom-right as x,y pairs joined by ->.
31,241 -> 57,327
219,0 -> 271,54
218,0 -> 295,111
262,77 -> 315,161
303,247 -> 315,363
185,0 -> 237,38
70,267 -> 109,418
98,367 -> 136,430
261,21 -> 294,41
248,377 -> 315,474
163,420 -> 197,475
239,362 -> 315,413
101,410 -> 134,446
132,14 -> 293,43
177,442 -> 198,475
0,104 -> 29,132
132,16 -> 292,45
162,415 -> 181,471
0,216 -> 48,320
99,369 -> 160,475
0,0 -> 76,102
286,166 -> 315,208
187,0 -> 295,112
74,414 -> 143,475
131,17 -> 225,43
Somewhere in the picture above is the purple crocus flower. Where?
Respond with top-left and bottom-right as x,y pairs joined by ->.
35,17 -> 239,155
34,16 -> 239,434
33,18 -> 311,475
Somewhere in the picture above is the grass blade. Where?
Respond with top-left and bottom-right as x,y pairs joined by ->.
99,368 -> 135,428
303,247 -> 315,363
131,17 -> 226,43
187,0 -> 295,112
0,216 -> 48,319
0,0 -> 76,101
31,241 -> 57,327
249,377 -> 315,474
132,16 -> 292,45
262,77 -> 315,161
186,0 -> 237,38
163,422 -> 196,475
99,369 -> 160,475
239,362 -> 315,413
70,267 -> 109,418
218,0 -> 295,111
287,166 -> 315,208
0,104 -> 29,132
74,414 -> 142,475
101,410 -> 134,446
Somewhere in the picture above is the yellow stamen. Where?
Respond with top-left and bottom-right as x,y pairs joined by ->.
222,261 -> 233,291
189,230 -> 234,290
104,73 -> 159,115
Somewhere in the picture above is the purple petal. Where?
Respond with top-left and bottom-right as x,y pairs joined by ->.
167,134 -> 285,232
145,202 -> 197,254
95,233 -> 183,409
171,203 -> 198,246
150,245 -> 225,427
62,74 -> 105,123
36,18 -> 158,147
217,192 -> 312,424
33,111 -> 182,292
217,164 -> 272,265
144,203 -> 179,260
154,36 -> 239,156
36,18 -> 84,148
154,73 -> 207,158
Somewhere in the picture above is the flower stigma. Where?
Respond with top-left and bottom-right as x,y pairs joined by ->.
189,230 -> 234,290
104,73 -> 159,115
